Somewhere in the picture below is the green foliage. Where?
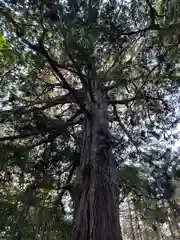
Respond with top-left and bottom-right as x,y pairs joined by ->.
0,32 -> 6,51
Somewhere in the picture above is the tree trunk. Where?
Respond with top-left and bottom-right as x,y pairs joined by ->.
69,93 -> 122,240
128,200 -> 136,240
169,203 -> 180,236
162,201 -> 176,240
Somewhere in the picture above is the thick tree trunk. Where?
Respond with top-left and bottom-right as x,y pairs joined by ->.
70,93 -> 122,240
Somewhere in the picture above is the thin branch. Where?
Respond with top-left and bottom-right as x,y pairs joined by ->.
0,109 -> 82,142
0,131 -> 40,142
107,97 -> 136,105
122,22 -> 180,36
56,165 -> 76,214
110,101 -> 141,154
28,90 -> 83,106
0,67 -> 15,84
29,111 -> 82,148
145,0 -> 159,19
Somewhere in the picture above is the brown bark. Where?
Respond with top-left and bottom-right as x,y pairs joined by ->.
69,95 -> 122,240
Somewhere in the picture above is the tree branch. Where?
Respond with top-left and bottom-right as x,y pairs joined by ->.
110,100 -> 141,154
0,110 -> 82,142
1,9 -> 91,119
0,131 -> 40,142
107,97 -> 136,105
0,90 -> 84,122
40,47 -> 91,118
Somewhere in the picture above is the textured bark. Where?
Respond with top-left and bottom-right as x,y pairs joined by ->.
70,93 -> 122,240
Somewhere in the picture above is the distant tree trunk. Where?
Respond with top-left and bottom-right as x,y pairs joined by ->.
128,200 -> 136,240
154,223 -> 161,240
69,92 -> 122,240
132,204 -> 139,239
138,199 -> 147,240
135,208 -> 143,240
143,224 -> 149,240
169,203 -> 180,235
162,201 -> 175,240
167,216 -> 175,240
8,202 -> 29,240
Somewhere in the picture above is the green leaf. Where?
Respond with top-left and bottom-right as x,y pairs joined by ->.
0,32 -> 6,51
